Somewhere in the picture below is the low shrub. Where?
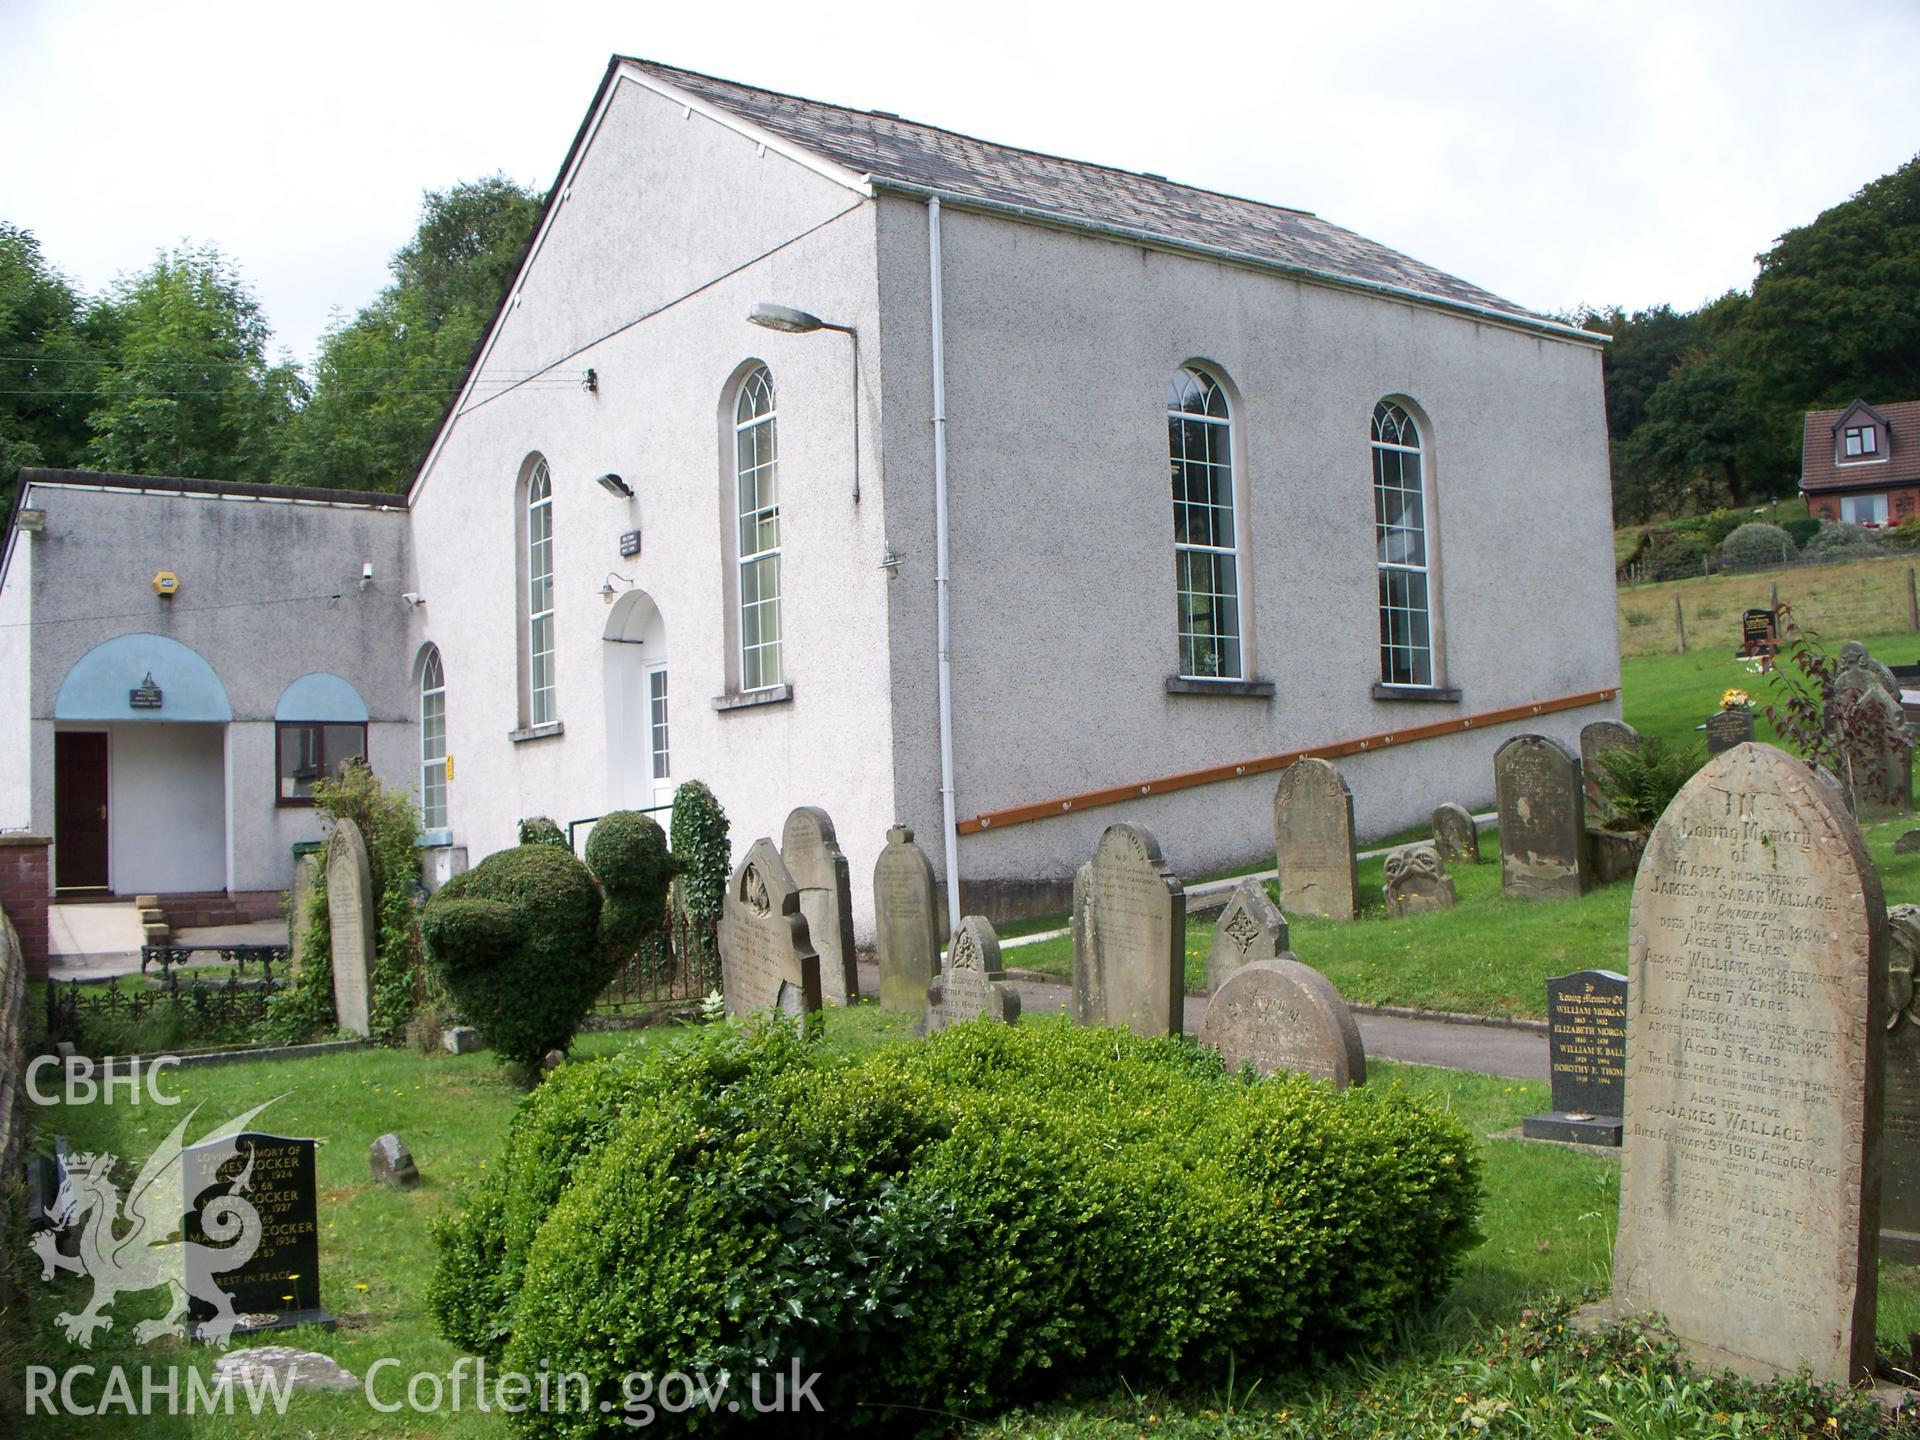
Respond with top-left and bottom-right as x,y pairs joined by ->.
1595,735 -> 1702,829
1643,531 -> 1707,581
1782,515 -> 1821,548
517,816 -> 569,850
1623,608 -> 1654,628
435,1018 -> 1482,1435
1697,509 -> 1745,549
1804,521 -> 1884,560
584,810 -> 677,956
1720,521 -> 1796,567
1883,516 -> 1920,552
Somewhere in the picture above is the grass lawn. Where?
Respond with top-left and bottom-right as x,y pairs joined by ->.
1617,552 -> 1920,661
19,1013 -> 1919,1437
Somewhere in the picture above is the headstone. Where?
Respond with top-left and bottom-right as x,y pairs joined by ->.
1381,841 -> 1455,918
324,818 -> 373,1037
1884,904 -> 1920,1263
924,915 -> 1021,1030
1837,641 -> 1901,705
1071,822 -> 1186,1037
1494,734 -> 1587,901
1429,803 -> 1480,865
368,1133 -> 418,1188
289,852 -> 323,963
781,807 -> 859,1005
874,824 -> 941,1013
1522,970 -> 1627,1146
441,1025 -> 482,1055
1605,742 -> 1885,1385
184,1132 -> 332,1341
1898,830 -> 1920,855
542,1049 -> 566,1071
1580,719 -> 1642,817
212,1347 -> 359,1393
1271,758 -> 1358,921
1740,607 -> 1778,659
1206,879 -> 1288,994
717,838 -> 822,1019
1197,959 -> 1366,1088
1831,681 -> 1912,820
1703,708 -> 1755,756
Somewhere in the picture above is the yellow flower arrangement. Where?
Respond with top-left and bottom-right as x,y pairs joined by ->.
1720,688 -> 1752,712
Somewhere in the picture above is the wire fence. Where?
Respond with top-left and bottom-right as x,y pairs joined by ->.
1618,554 -> 1920,662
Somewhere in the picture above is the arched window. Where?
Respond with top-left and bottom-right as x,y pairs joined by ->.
1372,400 -> 1433,687
734,366 -> 782,691
420,646 -> 447,830
526,457 -> 557,725
1169,368 -> 1241,679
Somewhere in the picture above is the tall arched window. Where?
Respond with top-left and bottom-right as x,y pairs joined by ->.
735,366 -> 782,691
419,646 -> 447,829
526,458 -> 557,724
1372,400 -> 1433,687
1169,368 -> 1241,679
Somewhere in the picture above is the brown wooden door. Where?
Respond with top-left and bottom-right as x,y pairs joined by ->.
55,732 -> 109,891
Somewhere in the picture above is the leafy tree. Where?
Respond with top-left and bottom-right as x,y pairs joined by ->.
0,223 -> 99,514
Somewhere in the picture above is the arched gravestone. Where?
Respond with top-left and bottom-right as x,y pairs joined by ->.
717,838 -> 822,1019
1494,734 -> 1587,901
1206,878 -> 1287,995
1271,758 -> 1357,921
1836,640 -> 1901,704
874,825 -> 942,1013
924,915 -> 1020,1031
1830,678 -> 1912,820
324,819 -> 373,1037
781,807 -> 859,1005
1071,822 -> 1186,1037
1579,719 -> 1642,819
1606,742 -> 1885,1385
1883,903 -> 1920,1262
1430,803 -> 1479,865
1197,959 -> 1366,1088
1382,841 -> 1455,918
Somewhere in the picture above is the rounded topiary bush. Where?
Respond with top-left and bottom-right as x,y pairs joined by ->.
668,780 -> 731,927
1720,521 -> 1795,567
436,1018 -> 1482,1435
420,844 -> 607,1068
584,810 -> 677,954
1805,521 -> 1884,560
517,816 -> 569,850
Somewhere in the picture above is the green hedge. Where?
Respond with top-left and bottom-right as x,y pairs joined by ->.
584,810 -> 677,956
1720,521 -> 1795,567
432,1019 -> 1482,1435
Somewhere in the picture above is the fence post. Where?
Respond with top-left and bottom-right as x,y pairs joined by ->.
1769,580 -> 1779,613
1909,567 -> 1917,634
1674,593 -> 1687,655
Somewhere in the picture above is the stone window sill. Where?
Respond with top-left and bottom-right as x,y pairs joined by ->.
1371,683 -> 1462,704
1165,676 -> 1275,699
713,683 -> 793,713
508,721 -> 566,744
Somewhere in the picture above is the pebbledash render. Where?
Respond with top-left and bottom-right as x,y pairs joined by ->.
0,56 -> 1620,937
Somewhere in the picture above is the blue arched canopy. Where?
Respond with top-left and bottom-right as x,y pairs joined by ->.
275,673 -> 369,723
55,634 -> 233,721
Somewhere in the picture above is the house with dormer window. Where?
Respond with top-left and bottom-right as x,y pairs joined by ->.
1801,399 -> 1920,526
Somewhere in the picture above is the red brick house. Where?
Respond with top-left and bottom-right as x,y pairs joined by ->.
1801,398 -> 1920,525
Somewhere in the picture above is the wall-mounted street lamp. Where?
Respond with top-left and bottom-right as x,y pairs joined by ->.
746,302 -> 861,503
599,573 -> 635,605
595,472 -> 634,500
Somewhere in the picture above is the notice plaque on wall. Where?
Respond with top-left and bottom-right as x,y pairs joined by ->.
619,529 -> 642,558
129,672 -> 163,709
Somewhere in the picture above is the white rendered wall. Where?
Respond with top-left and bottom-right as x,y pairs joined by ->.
100,721 -> 227,894
0,536 -> 31,830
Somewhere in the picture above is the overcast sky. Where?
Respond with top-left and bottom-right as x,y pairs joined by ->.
5,0 -> 1918,367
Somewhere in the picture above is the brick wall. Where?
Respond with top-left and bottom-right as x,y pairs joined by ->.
0,837 -> 49,981
0,907 -> 26,1322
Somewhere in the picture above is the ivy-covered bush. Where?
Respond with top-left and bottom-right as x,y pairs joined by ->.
1805,521 -> 1885,560
583,810 -> 678,956
433,1018 -> 1482,1434
420,844 -> 607,1069
667,779 -> 731,929
1719,521 -> 1796,567
517,816 -> 569,850
1643,530 -> 1708,581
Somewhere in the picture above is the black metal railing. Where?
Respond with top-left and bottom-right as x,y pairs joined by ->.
46,968 -> 287,1049
140,943 -> 290,979
593,908 -> 720,1011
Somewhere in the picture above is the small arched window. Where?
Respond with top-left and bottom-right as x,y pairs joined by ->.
734,366 -> 782,691
526,458 -> 557,725
1372,400 -> 1433,687
420,646 -> 447,830
1169,368 -> 1241,679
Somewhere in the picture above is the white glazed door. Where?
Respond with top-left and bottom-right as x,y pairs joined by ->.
646,663 -> 673,821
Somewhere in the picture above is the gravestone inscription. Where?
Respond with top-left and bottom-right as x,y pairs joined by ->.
1580,719 -> 1642,818
717,839 -> 822,1019
1206,879 -> 1288,994
1271,758 -> 1357,921
1883,904 -> 1920,1263
324,818 -> 373,1037
874,824 -> 942,1013
184,1132 -> 332,1341
1197,959 -> 1366,1088
1704,708 -> 1755,756
1494,734 -> 1587,901
1430,803 -> 1480,865
1071,822 -> 1185,1037
925,915 -> 1021,1030
1522,970 -> 1626,1146
782,807 -> 859,1005
1381,841 -> 1455,918
1605,743 -> 1885,1385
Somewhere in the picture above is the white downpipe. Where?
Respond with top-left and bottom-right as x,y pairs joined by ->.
929,196 -> 961,935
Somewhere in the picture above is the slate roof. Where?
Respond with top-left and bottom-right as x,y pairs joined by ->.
1801,400 -> 1920,492
623,58 -> 1566,332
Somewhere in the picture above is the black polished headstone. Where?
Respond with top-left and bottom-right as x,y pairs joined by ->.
184,1132 -> 334,1340
1522,970 -> 1626,1146
1704,710 -> 1756,755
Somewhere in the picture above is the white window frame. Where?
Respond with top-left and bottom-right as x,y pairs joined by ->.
1373,399 -> 1436,689
734,366 -> 782,692
420,646 -> 447,830
1168,368 -> 1244,680
1841,493 -> 1888,526
526,458 -> 556,725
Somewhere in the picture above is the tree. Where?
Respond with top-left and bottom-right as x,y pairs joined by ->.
0,223 -> 98,514
281,175 -> 540,492
85,243 -> 302,483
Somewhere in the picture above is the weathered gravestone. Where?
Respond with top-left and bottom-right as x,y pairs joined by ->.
924,915 -> 1021,1031
324,818 -> 373,1037
1071,822 -> 1186,1037
781,807 -> 859,1005
1197,959 -> 1366,1088
1382,841 -> 1455,918
1603,742 -> 1886,1385
1883,904 -> 1920,1262
1898,830 -> 1920,856
874,824 -> 941,1013
1704,708 -> 1755,756
184,1132 -> 332,1341
1494,734 -> 1587,901
1522,970 -> 1627,1146
717,839 -> 822,1019
1830,678 -> 1912,820
1271,758 -> 1357,921
1580,719 -> 1642,817
1837,640 -> 1901,704
1430,803 -> 1480,865
1206,878 -> 1288,994
289,851 -> 323,963
368,1133 -> 418,1188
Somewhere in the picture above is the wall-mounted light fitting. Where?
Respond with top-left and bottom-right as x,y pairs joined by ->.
879,545 -> 902,573
596,472 -> 634,500
360,562 -> 374,591
747,301 -> 862,503
599,573 -> 635,605
582,367 -> 598,394
402,593 -> 426,610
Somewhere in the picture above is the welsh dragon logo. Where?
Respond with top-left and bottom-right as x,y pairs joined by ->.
32,1099 -> 279,1348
